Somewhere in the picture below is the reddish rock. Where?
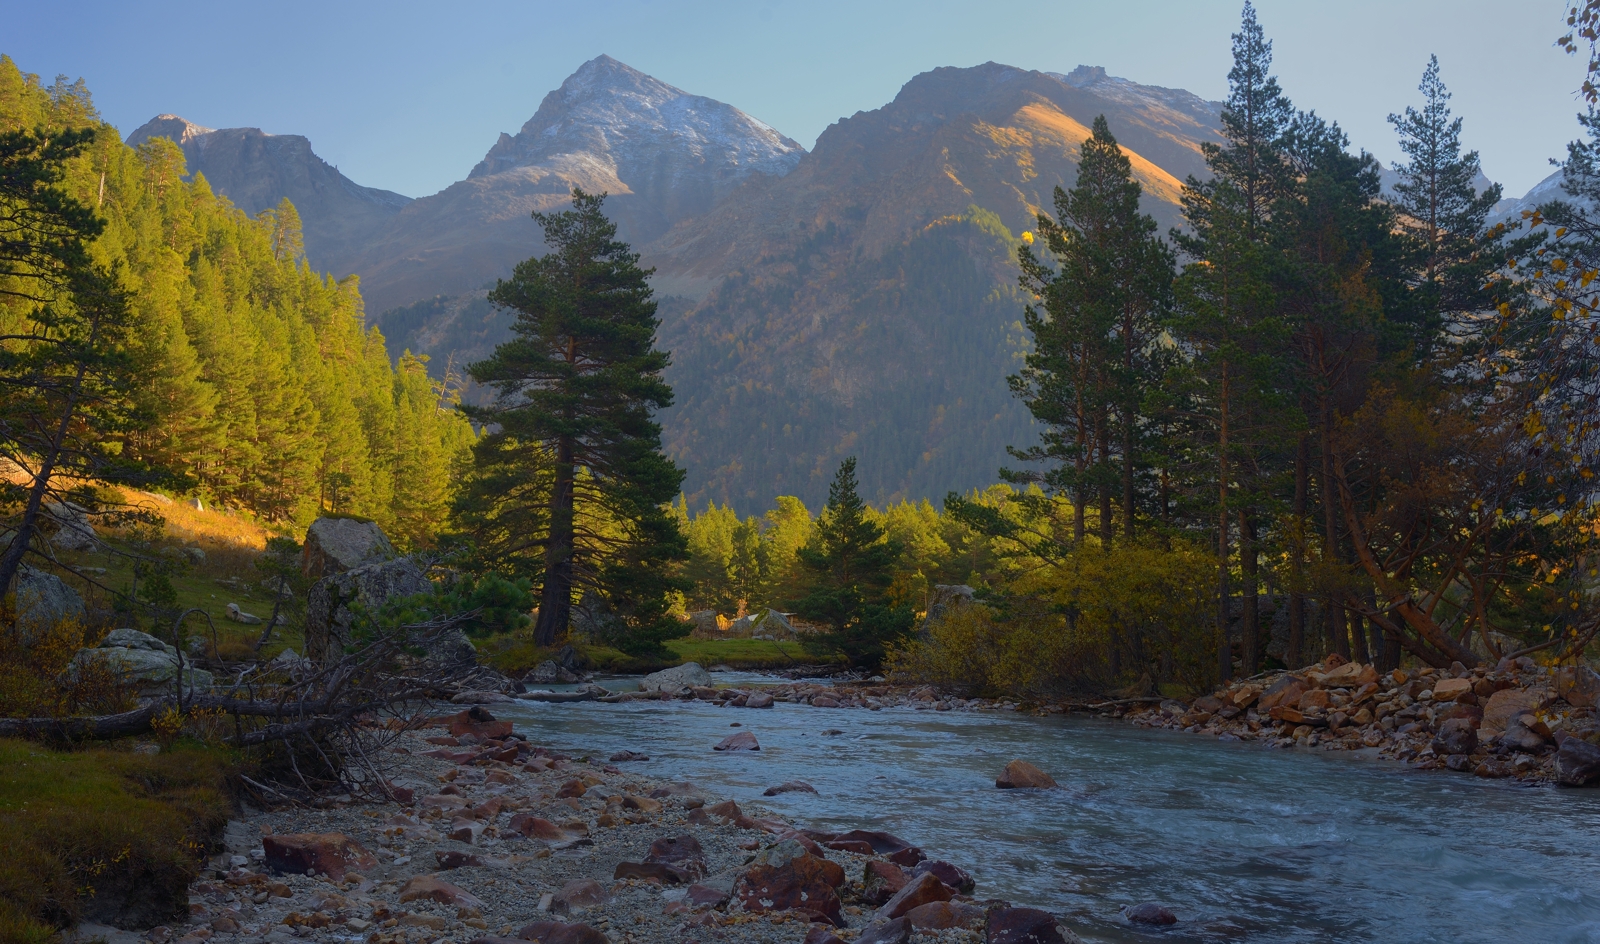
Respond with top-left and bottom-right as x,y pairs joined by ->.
906,901 -> 986,930
911,859 -> 975,894
647,834 -> 705,865
1481,689 -> 1543,738
1297,689 -> 1332,711
508,814 -> 564,840
714,731 -> 760,751
735,855 -> 845,925
686,883 -> 730,908
387,785 -> 415,804
448,709 -> 513,739
1557,665 -> 1600,708
614,861 -> 693,884
1124,902 -> 1177,925
555,779 -> 588,798
996,760 -> 1057,789
1256,675 -> 1308,711
825,839 -> 876,855
812,696 -> 841,708
1431,677 -> 1474,701
774,830 -> 828,857
763,780 -> 819,796
986,907 -> 1069,944
877,871 -> 954,920
261,833 -> 377,881
832,829 -> 925,866
862,859 -> 910,905
399,874 -> 485,908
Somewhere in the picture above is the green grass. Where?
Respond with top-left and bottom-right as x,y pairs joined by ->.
666,637 -> 824,669
0,739 -> 235,939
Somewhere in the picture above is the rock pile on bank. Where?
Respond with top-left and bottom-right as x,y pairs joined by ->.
1121,656 -> 1600,785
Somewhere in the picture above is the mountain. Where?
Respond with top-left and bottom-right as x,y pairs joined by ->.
342,55 -> 805,315
644,62 -> 1224,509
124,115 -> 412,273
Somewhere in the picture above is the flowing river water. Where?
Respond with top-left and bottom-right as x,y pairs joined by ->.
500,673 -> 1600,944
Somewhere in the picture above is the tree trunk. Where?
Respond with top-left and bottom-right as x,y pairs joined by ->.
1288,433 -> 1308,667
1217,368 -> 1232,682
1319,406 -> 1349,661
1240,510 -> 1259,675
1098,418 -> 1113,546
534,434 -> 576,647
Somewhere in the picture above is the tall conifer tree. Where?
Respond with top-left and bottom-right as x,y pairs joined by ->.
464,189 -> 687,649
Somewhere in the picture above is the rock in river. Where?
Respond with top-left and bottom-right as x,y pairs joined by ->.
640,661 -> 713,691
1556,732 -> 1600,786
714,730 -> 760,751
986,906 -> 1078,943
1432,717 -> 1478,756
996,759 -> 1057,789
1124,902 -> 1178,925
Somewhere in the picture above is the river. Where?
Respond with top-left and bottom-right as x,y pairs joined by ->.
500,674 -> 1600,944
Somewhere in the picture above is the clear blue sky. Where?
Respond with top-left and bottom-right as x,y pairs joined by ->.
7,0 -> 1585,198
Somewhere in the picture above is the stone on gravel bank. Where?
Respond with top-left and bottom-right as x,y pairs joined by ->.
713,730 -> 759,751
261,833 -> 376,881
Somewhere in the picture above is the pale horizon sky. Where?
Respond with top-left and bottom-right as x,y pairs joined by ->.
6,0 -> 1589,199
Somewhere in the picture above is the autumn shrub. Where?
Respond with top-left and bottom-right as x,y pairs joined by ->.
0,617 -> 135,720
889,537 -> 1221,697
0,739 -> 235,939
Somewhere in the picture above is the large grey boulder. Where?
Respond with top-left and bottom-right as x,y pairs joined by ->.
300,516 -> 395,581
43,501 -> 96,551
304,557 -> 474,667
71,628 -> 213,694
14,565 -> 86,643
639,661 -> 713,692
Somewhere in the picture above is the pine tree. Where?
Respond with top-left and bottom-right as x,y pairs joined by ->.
1009,116 -> 1173,546
792,457 -> 913,669
464,189 -> 687,649
1388,55 -> 1503,318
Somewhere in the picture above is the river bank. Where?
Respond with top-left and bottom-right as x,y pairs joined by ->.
626,656 -> 1600,788
125,707 -> 1083,944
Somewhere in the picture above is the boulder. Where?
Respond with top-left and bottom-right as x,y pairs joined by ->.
906,901 -> 985,930
300,516 -> 394,580
71,628 -> 213,694
1432,718 -> 1478,756
1432,677 -> 1474,701
14,565 -> 86,643
225,602 -> 263,625
876,871 -> 954,920
1256,675 -> 1308,711
996,760 -> 1057,789
1555,732 -> 1600,786
262,833 -> 377,881
1556,665 -> 1600,708
526,661 -> 581,684
1480,689 -> 1543,738
641,662 -> 713,691
911,860 -> 974,894
862,860 -> 909,905
734,855 -> 844,925
646,835 -> 707,876
399,874 -> 484,908
751,608 -> 800,640
986,907 -> 1077,944
714,731 -> 760,751
42,501 -> 96,551
1123,902 -> 1177,925
829,829 -> 925,866
509,814 -> 565,840
686,883 -> 730,908
1312,662 -> 1378,689
745,692 -> 775,708
304,557 -> 470,665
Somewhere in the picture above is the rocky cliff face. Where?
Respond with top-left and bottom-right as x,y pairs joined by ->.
645,62 -> 1224,508
343,55 -> 805,314
125,115 -> 412,277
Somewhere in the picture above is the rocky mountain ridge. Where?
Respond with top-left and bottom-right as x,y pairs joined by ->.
125,115 -> 412,273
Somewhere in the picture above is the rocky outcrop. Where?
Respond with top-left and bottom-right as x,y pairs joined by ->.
640,661 -> 713,692
300,516 -> 395,580
70,628 -> 213,694
13,564 -> 85,643
42,501 -> 96,550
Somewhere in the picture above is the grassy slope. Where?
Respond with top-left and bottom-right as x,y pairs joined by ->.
478,633 -> 837,676
0,739 -> 235,940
